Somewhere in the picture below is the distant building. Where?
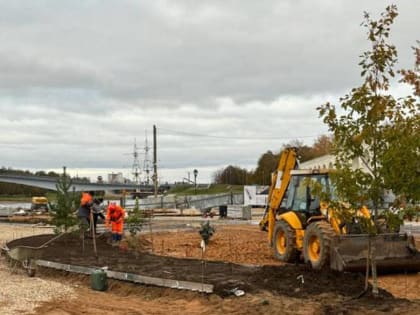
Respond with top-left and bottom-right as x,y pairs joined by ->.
108,172 -> 124,184
300,154 -> 371,174
300,154 -> 395,207
299,154 -> 335,170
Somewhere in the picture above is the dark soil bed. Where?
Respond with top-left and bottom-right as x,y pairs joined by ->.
7,232 -> 392,300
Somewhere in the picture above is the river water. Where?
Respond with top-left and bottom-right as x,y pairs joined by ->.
0,202 -> 31,216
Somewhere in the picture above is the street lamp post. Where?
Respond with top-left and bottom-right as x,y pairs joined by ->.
193,169 -> 198,194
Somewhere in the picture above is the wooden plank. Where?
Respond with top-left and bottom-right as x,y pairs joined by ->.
36,260 -> 213,293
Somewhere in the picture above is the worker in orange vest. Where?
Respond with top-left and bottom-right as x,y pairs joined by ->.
78,191 -> 94,229
106,203 -> 126,243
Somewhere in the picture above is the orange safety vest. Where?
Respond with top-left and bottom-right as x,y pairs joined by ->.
81,192 -> 93,206
107,205 -> 125,223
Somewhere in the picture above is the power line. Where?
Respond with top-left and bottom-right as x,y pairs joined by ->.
157,127 -> 322,140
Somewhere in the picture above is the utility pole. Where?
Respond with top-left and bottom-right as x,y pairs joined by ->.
193,169 -> 198,194
143,130 -> 152,185
153,125 -> 158,197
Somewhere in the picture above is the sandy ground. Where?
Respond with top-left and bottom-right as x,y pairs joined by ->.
1,223 -> 420,315
0,224 -> 75,315
148,224 -> 284,265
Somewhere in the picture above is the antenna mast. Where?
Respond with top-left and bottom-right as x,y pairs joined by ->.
131,138 -> 141,186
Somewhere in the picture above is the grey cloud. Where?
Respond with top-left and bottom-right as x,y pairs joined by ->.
0,0 -> 418,180
0,0 -> 417,106
0,52 -> 101,90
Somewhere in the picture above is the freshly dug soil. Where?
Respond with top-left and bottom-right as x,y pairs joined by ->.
6,233 -> 382,298
6,226 -> 420,315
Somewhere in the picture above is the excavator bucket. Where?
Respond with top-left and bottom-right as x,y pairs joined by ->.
330,233 -> 420,273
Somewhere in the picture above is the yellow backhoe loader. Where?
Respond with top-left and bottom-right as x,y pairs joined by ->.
261,148 -> 420,272
31,196 -> 49,212
259,148 -> 299,231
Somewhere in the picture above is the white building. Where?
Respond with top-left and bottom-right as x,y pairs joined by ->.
300,154 -> 395,207
244,185 -> 269,207
108,172 -> 124,184
300,154 -> 371,174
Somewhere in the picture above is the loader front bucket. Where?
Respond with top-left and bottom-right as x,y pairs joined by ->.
330,233 -> 420,273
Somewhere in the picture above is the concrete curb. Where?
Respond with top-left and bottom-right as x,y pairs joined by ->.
36,259 -> 214,293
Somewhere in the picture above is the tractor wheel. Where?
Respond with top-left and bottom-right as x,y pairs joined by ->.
303,221 -> 335,270
273,220 -> 297,263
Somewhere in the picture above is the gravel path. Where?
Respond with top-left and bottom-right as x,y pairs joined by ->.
0,224 -> 75,315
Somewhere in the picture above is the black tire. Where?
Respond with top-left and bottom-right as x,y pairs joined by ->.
272,220 -> 297,263
303,221 -> 335,270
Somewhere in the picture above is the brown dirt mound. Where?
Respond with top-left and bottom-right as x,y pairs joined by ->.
6,227 -> 420,315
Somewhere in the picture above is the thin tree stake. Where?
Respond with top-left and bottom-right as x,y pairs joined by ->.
90,207 -> 97,257
229,236 -> 233,274
81,228 -> 85,253
201,245 -> 205,294
148,215 -> 154,253
371,237 -> 379,296
364,237 -> 371,291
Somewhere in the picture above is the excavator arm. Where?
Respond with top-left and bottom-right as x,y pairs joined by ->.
258,148 -> 299,244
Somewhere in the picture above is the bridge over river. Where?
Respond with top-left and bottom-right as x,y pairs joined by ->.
0,174 -> 154,192
0,174 -> 245,211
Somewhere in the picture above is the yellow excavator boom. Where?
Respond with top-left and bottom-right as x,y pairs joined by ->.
258,148 -> 298,244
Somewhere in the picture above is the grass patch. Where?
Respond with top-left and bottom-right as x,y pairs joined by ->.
167,184 -> 243,196
0,195 -> 32,202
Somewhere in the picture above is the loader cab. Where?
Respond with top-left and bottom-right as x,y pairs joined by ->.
285,170 -> 332,217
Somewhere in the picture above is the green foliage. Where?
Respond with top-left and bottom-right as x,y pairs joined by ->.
318,5 -> 419,223
398,205 -> 420,222
0,195 -> 32,202
307,178 -> 376,234
379,210 -> 403,232
381,109 -> 420,202
199,221 -> 215,245
381,41 -> 420,203
252,151 -> 280,185
168,184 -> 243,195
50,169 -> 79,233
329,166 -> 372,208
213,165 -> 251,185
125,197 -> 144,236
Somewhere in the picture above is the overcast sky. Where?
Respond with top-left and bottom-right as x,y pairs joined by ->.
0,0 -> 418,183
